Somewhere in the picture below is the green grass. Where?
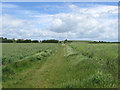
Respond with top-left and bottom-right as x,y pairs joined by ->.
2,43 -> 59,65
70,42 -> 118,77
2,42 -> 118,88
67,42 -> 118,88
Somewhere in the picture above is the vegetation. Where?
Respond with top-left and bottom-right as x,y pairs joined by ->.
42,39 -> 59,43
32,40 -> 39,43
64,42 -> 118,88
0,37 -> 61,43
1,37 -> 119,44
2,42 -> 118,88
0,37 -> 14,43
16,39 -> 32,43
2,43 -> 59,65
0,37 -> 39,43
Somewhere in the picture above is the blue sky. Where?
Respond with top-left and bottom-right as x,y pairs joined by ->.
2,2 -> 118,15
1,2 -> 118,41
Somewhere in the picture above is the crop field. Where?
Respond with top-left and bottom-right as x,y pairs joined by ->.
2,43 -> 59,65
2,42 -> 118,88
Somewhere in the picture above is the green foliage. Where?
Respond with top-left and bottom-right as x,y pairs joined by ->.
64,45 -> 78,57
34,50 -> 52,60
3,66 -> 14,74
60,70 -> 117,88
0,37 -> 39,43
2,43 -> 59,65
42,39 -> 59,43
32,40 -> 39,43
69,42 -> 118,87
2,44 -> 59,83
91,71 -> 114,86
2,43 -> 118,88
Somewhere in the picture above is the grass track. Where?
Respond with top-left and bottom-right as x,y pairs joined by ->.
3,46 -> 66,88
3,44 -> 118,88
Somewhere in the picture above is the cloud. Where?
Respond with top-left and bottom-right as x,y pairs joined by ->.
2,14 -> 25,27
47,4 -> 118,41
2,3 -> 118,41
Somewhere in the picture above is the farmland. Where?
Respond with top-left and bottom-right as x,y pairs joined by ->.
2,43 -> 59,65
2,42 -> 118,88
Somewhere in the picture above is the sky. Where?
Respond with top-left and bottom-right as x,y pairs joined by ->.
1,2 -> 118,41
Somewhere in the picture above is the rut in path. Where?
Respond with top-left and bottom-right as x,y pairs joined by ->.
19,46 -> 68,88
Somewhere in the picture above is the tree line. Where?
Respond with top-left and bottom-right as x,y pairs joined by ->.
89,41 -> 120,44
0,37 -> 39,43
0,37 -> 62,43
1,37 -> 118,43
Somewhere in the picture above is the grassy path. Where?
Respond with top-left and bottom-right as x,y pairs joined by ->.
25,46 -> 71,88
3,45 -> 100,88
30,46 -> 65,88
18,45 -> 94,88
6,46 -> 67,88
3,43 -> 118,88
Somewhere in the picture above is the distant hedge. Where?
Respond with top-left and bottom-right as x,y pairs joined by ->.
0,37 -> 39,43
42,40 -> 59,43
32,40 -> 39,43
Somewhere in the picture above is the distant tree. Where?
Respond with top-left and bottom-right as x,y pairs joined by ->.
42,39 -> 59,43
64,39 -> 68,43
7,39 -> 13,43
1,37 -> 14,43
24,40 -> 31,43
2,37 -> 8,43
32,40 -> 39,43
59,41 -> 62,43
16,39 -> 23,43
12,38 -> 16,43
4,38 -> 7,40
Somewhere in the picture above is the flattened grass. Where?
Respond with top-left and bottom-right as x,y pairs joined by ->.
2,43 -> 118,88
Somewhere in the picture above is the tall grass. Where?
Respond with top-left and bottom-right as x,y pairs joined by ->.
2,43 -> 118,88
2,43 -> 59,65
63,42 -> 118,88
2,43 -> 60,85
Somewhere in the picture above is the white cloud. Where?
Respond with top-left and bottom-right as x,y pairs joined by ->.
2,4 -> 118,41
2,14 -> 25,27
